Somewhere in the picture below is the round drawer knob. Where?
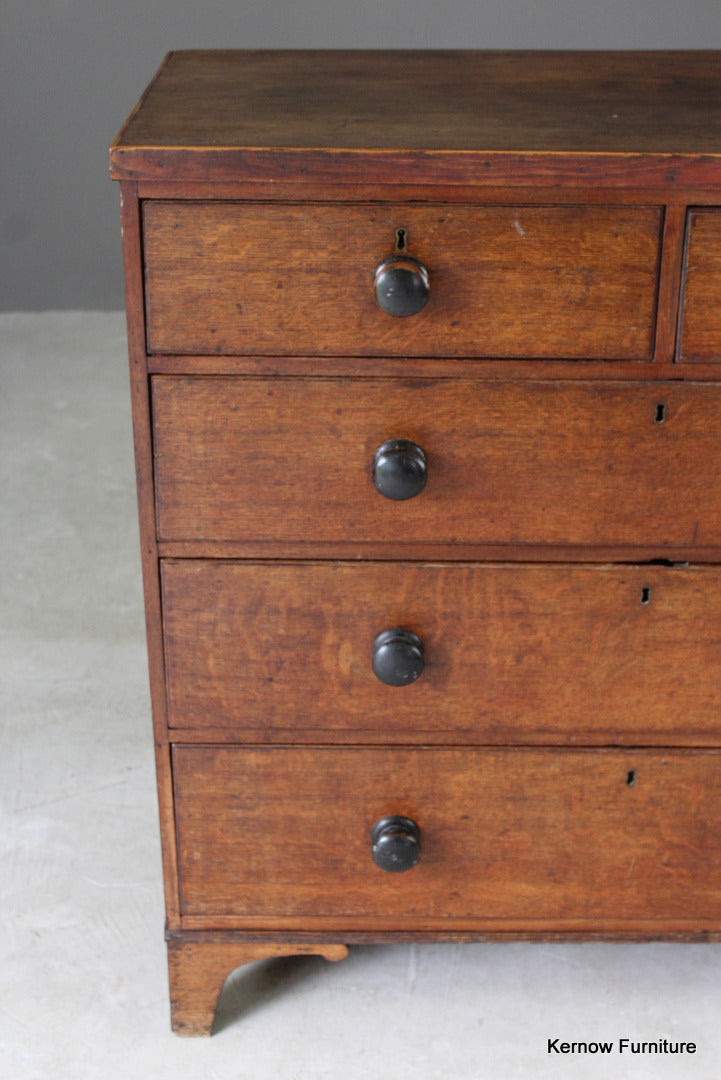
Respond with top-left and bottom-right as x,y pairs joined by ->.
372,627 -> 424,686
372,439 -> 427,501
374,255 -> 429,317
371,815 -> 421,873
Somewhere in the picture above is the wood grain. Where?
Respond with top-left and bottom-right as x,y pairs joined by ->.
172,745 -> 721,928
167,939 -> 348,1035
152,376 -> 721,548
161,561 -> 721,744
143,201 -> 661,359
119,182 -> 181,924
110,51 -> 721,186
654,203 -> 688,363
679,209 -> 721,362
112,53 -> 721,1029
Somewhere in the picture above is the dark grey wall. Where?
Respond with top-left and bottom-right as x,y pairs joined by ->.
2,1 -> 721,310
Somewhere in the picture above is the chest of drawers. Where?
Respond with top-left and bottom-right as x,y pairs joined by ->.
111,50 -> 721,1035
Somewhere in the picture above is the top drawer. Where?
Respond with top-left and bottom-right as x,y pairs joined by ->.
143,202 -> 661,360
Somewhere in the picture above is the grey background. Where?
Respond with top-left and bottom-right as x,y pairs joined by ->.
2,1 -> 721,311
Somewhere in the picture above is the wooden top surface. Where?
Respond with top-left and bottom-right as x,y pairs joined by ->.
110,49 -> 721,185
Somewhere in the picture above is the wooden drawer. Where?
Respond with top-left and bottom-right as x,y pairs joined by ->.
173,745 -> 721,928
143,202 -> 661,360
162,560 -> 721,744
680,209 -> 721,362
152,377 -> 721,548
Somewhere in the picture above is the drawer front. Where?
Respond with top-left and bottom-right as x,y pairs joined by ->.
173,746 -> 721,925
152,377 -> 721,547
680,209 -> 721,362
143,201 -> 661,359
162,561 -> 721,744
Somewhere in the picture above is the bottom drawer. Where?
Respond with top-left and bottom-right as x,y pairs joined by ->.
173,746 -> 721,931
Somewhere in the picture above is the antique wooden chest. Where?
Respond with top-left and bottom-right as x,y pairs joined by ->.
111,50 -> 721,1034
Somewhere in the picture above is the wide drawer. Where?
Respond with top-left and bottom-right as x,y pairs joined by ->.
173,746 -> 721,928
679,208 -> 721,362
162,561 -> 721,744
143,201 -> 661,359
152,377 -> 721,548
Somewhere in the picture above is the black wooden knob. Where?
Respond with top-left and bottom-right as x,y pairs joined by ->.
372,628 -> 424,686
371,816 -> 421,873
374,255 -> 429,317
372,439 -> 427,501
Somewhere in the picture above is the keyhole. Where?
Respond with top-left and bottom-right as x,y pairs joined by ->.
626,769 -> 636,787
655,403 -> 666,424
395,227 -> 408,253
641,586 -> 651,605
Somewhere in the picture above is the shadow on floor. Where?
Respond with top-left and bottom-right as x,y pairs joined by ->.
213,945 -> 391,1034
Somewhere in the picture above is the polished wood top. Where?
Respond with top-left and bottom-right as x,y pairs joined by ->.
110,50 -> 721,185
113,50 -> 721,152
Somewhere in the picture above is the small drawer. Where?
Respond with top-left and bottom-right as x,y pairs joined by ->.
152,376 -> 721,549
679,209 -> 721,362
173,745 -> 721,928
143,201 -> 661,360
162,561 -> 721,745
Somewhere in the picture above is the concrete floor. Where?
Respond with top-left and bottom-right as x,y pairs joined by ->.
2,311 -> 721,1078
